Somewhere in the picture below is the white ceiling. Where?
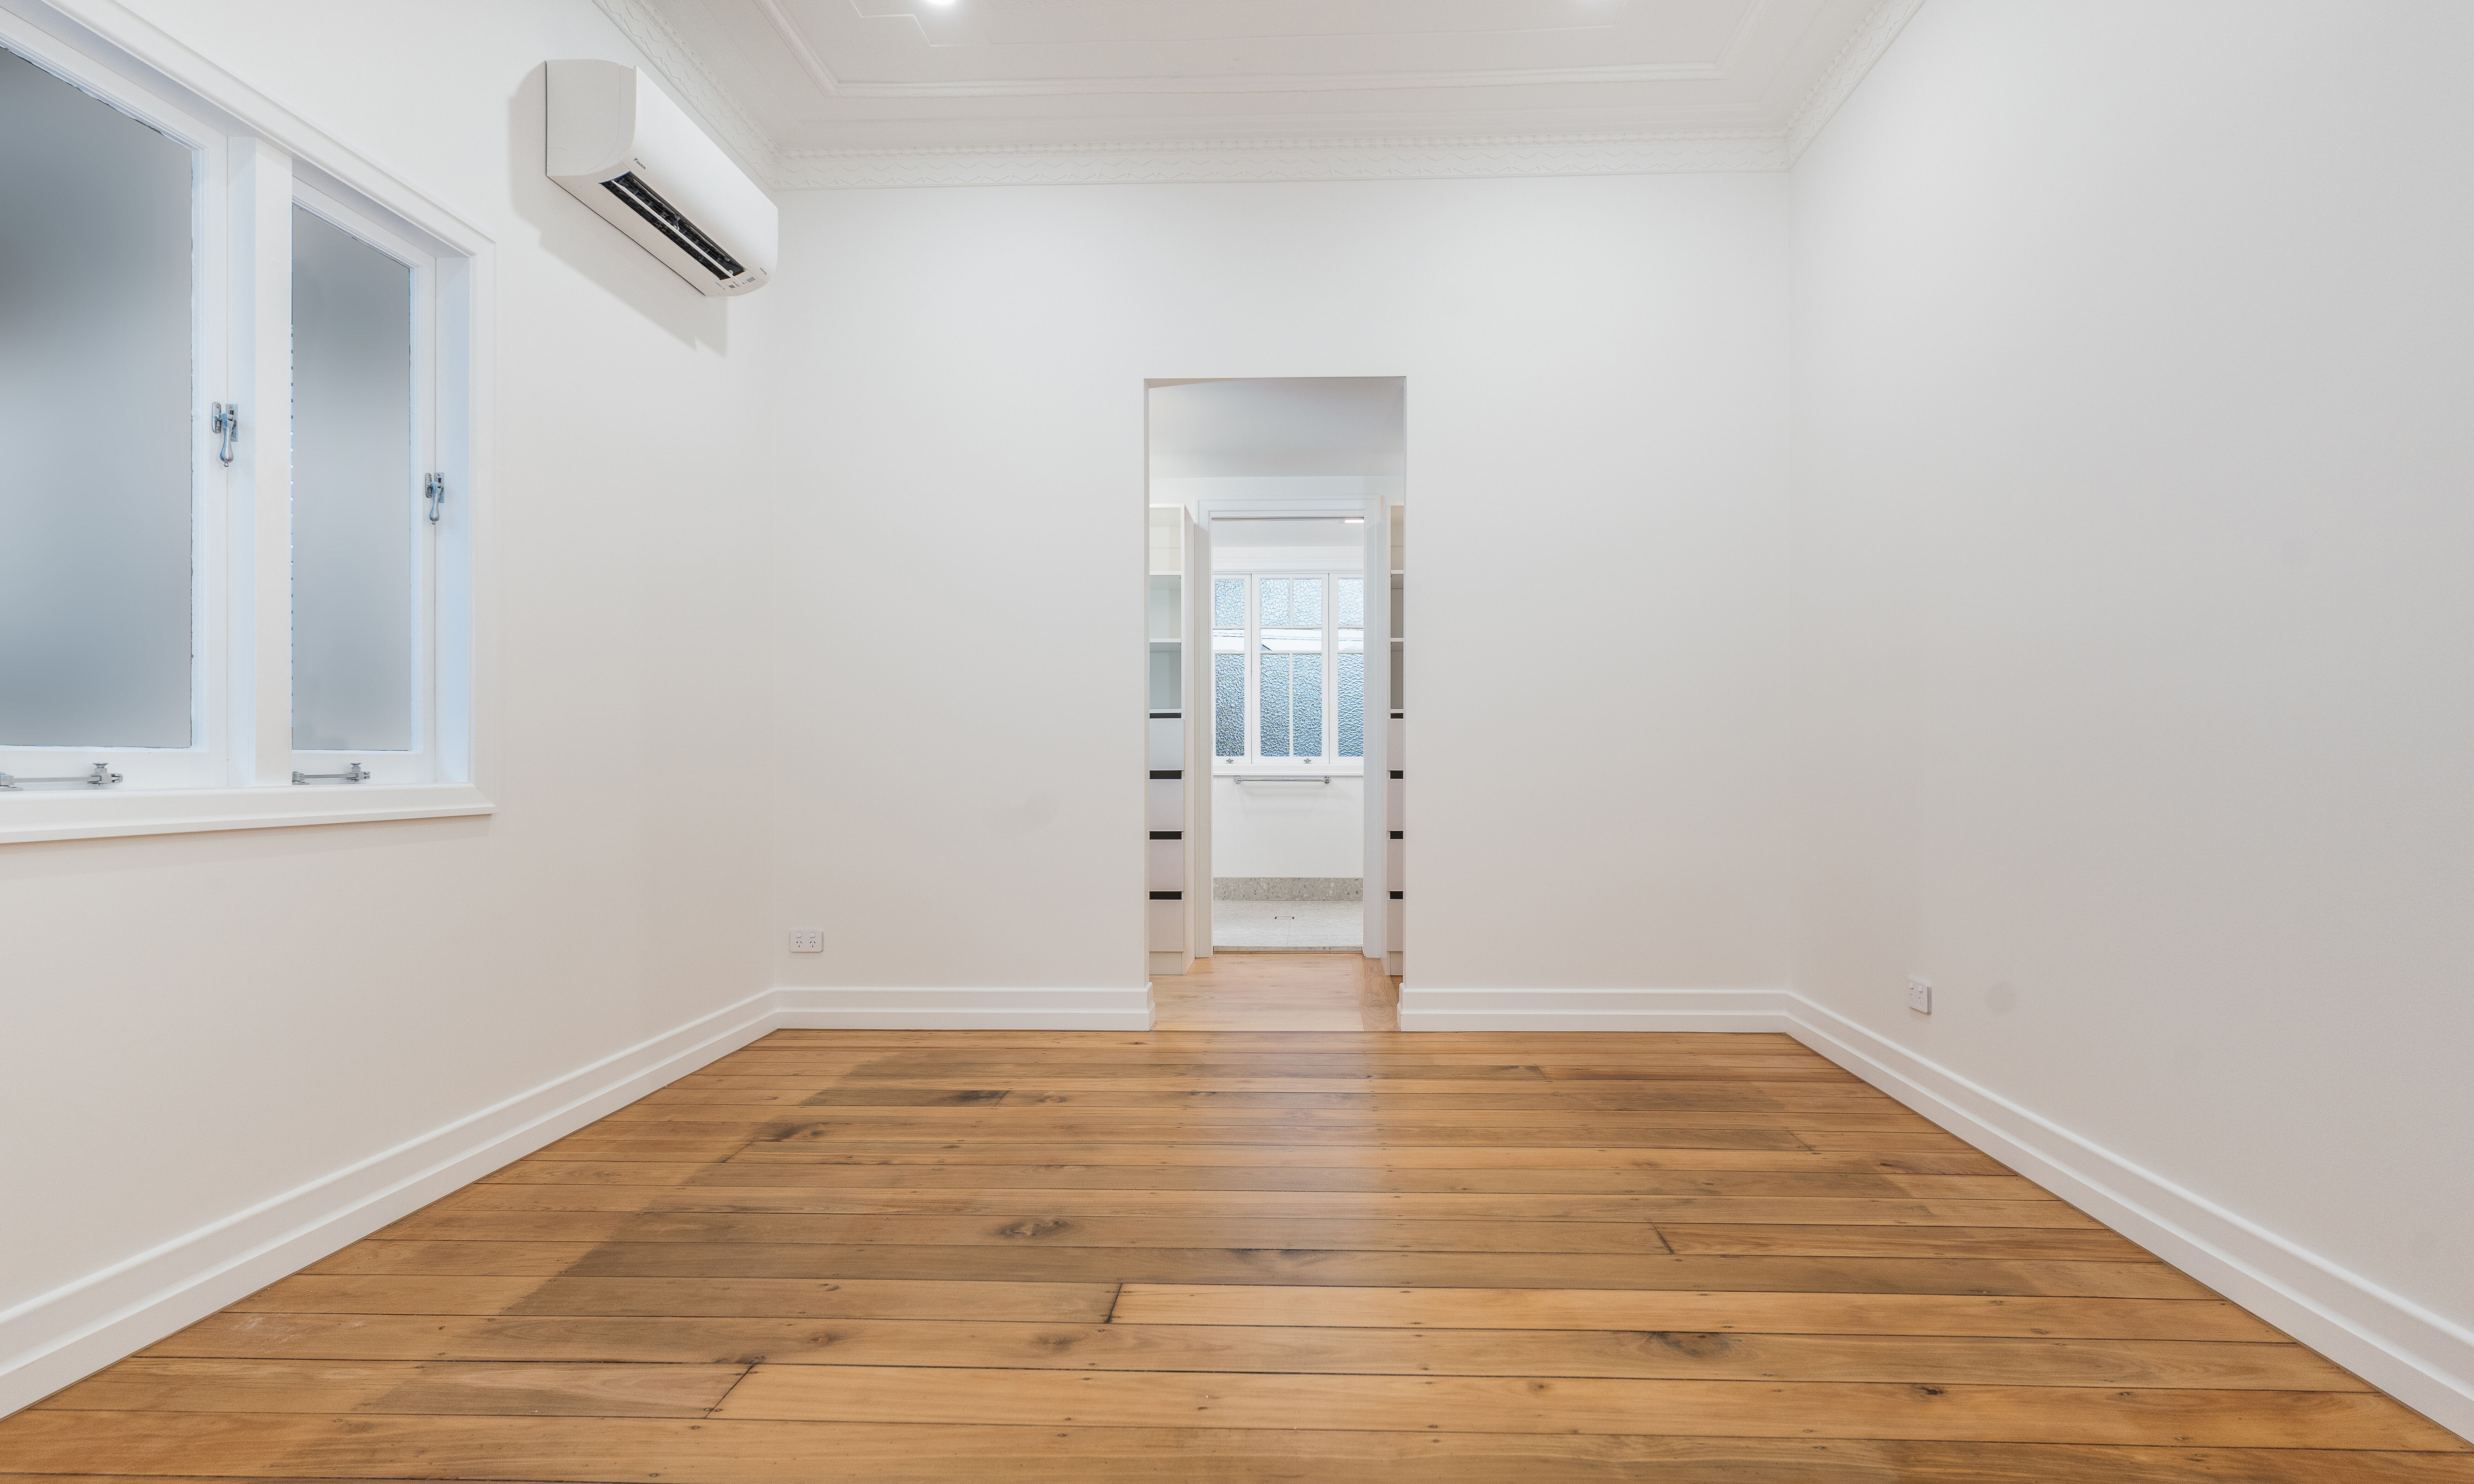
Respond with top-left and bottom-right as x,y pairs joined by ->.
1149,378 -> 1406,479
602,0 -> 1918,183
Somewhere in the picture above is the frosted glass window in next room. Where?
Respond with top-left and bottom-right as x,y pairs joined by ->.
1336,577 -> 1363,758
1257,576 -> 1325,761
1212,577 -> 1245,758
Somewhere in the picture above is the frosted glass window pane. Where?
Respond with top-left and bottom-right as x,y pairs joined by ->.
1292,653 -> 1322,758
1259,654 -> 1291,757
1338,652 -> 1363,757
1291,577 -> 1323,627
0,49 -> 195,747
1336,577 -> 1363,629
1259,577 -> 1289,628
1213,653 -> 1244,757
1213,577 -> 1244,630
292,207 -> 413,751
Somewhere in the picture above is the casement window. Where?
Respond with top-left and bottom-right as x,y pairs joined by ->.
1211,573 -> 1365,767
287,189 -> 441,777
0,11 -> 487,843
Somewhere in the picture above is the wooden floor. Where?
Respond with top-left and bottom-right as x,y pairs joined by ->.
1154,950 -> 1399,1030
6,956 -> 2467,1481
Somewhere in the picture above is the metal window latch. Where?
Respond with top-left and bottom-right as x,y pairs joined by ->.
292,763 -> 371,785
424,472 -> 446,523
0,763 -> 122,790
211,403 -> 239,466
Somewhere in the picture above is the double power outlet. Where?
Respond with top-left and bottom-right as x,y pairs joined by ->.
787,929 -> 825,954
1906,975 -> 1932,1014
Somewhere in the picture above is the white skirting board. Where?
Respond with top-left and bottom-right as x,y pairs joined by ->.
1785,992 -> 2474,1446
1396,983 -> 2474,1444
0,980 -> 1154,1418
0,985 -> 782,1420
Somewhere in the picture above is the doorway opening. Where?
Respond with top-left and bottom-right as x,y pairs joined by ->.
1142,377 -> 1404,1027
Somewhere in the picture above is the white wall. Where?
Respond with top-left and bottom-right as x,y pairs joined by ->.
767,172 -> 1793,996
1212,776 -> 1365,880
1152,475 -> 1399,516
0,0 -> 780,1408
1792,0 -> 2474,1430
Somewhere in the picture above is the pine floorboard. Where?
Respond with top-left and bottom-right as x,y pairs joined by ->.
5,954 -> 2464,1481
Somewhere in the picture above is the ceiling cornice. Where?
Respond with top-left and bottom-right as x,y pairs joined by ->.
589,0 -> 782,184
773,131 -> 1788,190
1785,0 -> 1922,162
592,0 -> 1923,192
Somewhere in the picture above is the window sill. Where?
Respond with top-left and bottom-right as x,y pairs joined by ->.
0,782 -> 495,846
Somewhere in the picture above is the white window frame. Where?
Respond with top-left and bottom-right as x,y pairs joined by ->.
1212,568 -> 1367,775
0,1 -> 491,845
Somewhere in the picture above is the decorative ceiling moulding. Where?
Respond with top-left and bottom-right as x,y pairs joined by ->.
760,0 -> 1779,100
773,131 -> 1788,190
590,0 -> 782,184
594,0 -> 1920,191
1785,0 -> 1924,161
810,60 -> 1739,100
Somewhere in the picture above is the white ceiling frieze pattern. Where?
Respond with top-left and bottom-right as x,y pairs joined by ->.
588,0 -> 1922,191
1786,0 -> 1920,158
772,130 -> 1787,189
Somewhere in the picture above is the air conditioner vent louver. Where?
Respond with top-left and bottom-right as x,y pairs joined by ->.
601,170 -> 743,280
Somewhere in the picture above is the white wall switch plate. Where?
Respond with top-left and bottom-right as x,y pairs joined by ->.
788,929 -> 825,953
1906,976 -> 1932,1014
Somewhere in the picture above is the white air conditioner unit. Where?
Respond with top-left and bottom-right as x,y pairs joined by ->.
545,59 -> 776,297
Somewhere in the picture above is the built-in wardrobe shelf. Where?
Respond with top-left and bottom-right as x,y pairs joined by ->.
1147,504 -> 1200,974
1148,649 -> 1182,713
1385,706 -> 1404,929
1145,713 -> 1185,952
1379,502 -> 1404,974
1148,573 -> 1182,641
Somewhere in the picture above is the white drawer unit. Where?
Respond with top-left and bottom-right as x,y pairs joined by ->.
1147,837 -> 1184,892
1385,774 -> 1404,831
1385,894 -> 1404,949
1147,897 -> 1186,950
1148,716 -> 1183,771
1147,777 -> 1184,831
1386,835 -> 1404,885
1386,716 -> 1405,769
